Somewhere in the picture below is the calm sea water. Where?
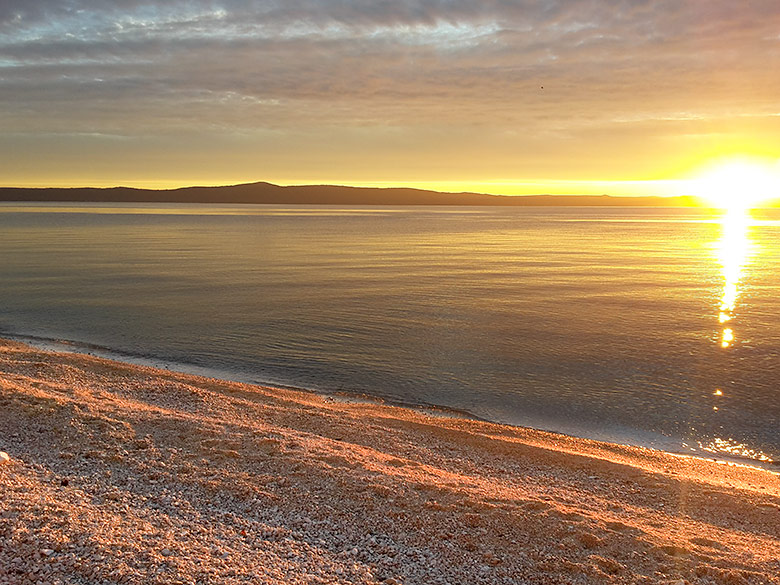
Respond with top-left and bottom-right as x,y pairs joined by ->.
2,203 -> 779,464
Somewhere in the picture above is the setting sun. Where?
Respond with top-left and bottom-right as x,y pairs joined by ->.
689,158 -> 780,210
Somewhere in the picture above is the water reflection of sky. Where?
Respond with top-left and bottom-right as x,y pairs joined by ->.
1,204 -> 779,466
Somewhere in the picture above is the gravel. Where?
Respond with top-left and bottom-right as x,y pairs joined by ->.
1,338 -> 779,585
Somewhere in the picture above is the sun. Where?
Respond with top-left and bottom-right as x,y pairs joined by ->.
688,157 -> 780,210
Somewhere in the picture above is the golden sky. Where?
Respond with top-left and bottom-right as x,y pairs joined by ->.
2,1 -> 780,195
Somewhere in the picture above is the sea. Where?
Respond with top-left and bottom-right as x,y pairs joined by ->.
2,202 -> 779,467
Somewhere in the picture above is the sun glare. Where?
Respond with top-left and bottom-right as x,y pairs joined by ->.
689,158 -> 780,210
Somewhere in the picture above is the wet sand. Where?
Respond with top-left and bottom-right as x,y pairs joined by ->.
1,338 -> 778,584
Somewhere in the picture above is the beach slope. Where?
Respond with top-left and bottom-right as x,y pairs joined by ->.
1,339 -> 778,584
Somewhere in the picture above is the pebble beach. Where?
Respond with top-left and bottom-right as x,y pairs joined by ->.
1,338 -> 779,585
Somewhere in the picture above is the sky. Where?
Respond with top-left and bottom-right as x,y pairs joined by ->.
2,1 -> 780,195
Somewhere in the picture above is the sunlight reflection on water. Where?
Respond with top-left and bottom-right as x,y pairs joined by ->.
703,209 -> 776,463
716,208 -> 754,348
699,437 -> 774,462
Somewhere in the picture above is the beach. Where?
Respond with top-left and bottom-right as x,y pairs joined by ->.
1,338 -> 778,585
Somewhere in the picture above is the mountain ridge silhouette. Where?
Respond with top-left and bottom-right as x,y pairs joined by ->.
0,181 -> 704,206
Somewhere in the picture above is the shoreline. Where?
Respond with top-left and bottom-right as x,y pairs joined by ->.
5,331 -> 778,473
4,329 -> 492,420
2,338 -> 780,584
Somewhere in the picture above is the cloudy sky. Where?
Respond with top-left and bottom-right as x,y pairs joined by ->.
2,1 -> 780,193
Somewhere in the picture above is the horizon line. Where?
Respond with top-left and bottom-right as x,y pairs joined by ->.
0,180 -> 699,200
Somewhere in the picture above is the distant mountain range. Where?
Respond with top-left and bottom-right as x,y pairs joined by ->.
0,181 -> 708,206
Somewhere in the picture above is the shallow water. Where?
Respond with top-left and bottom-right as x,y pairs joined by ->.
2,203 -> 779,463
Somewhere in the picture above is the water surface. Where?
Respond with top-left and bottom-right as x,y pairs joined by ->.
1,203 -> 779,464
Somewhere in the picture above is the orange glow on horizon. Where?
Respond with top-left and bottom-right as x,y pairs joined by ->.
5,155 -> 779,204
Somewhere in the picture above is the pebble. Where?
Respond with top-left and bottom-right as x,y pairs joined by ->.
0,451 -> 10,464
0,340 -> 776,585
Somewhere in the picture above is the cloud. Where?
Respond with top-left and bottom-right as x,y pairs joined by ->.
2,1 -> 780,185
